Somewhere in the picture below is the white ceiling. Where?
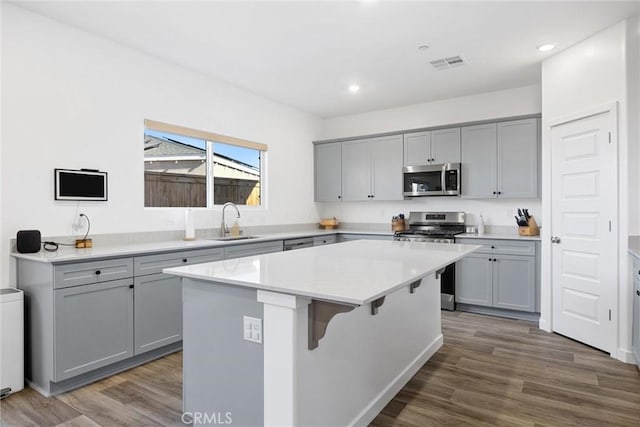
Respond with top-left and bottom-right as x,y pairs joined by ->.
11,1 -> 640,118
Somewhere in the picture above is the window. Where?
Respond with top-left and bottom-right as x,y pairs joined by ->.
144,120 -> 266,208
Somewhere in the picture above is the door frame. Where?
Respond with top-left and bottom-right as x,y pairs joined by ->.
541,102 -> 624,358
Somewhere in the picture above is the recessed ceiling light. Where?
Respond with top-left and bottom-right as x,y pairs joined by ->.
537,43 -> 556,52
348,84 -> 360,93
418,45 -> 430,51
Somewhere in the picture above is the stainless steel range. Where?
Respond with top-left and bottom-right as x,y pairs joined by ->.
394,211 -> 466,310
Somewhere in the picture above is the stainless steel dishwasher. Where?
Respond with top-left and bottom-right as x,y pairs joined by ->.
283,237 -> 314,251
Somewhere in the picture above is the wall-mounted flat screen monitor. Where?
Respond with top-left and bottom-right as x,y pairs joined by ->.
55,169 -> 108,201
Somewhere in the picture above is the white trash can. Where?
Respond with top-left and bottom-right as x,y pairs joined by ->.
0,288 -> 24,397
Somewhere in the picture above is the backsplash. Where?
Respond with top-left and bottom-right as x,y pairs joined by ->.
316,198 -> 543,228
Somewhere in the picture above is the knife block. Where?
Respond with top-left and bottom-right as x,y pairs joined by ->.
518,216 -> 539,236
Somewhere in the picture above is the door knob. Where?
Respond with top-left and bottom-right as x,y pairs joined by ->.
551,236 -> 561,244
636,290 -> 640,296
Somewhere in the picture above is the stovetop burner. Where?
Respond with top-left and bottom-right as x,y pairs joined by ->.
394,211 -> 466,241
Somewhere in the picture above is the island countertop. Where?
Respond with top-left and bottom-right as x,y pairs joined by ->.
164,239 -> 480,306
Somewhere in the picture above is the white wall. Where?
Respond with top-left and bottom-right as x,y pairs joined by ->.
0,4 -> 322,286
318,85 -> 542,228
540,17 -> 639,361
320,85 -> 541,140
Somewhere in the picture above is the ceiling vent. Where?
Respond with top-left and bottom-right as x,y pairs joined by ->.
429,55 -> 467,70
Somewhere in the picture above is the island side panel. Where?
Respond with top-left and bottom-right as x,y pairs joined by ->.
182,278 -> 264,426
295,274 -> 443,427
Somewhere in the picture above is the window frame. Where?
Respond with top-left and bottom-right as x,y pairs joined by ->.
144,119 -> 267,210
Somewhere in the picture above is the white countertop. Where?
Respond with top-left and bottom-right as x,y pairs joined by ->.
164,240 -> 481,305
457,232 -> 541,241
10,229 -> 391,263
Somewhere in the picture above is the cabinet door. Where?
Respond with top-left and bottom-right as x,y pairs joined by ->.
371,135 -> 403,201
224,240 -> 284,259
314,142 -> 342,202
633,277 -> 640,366
134,273 -> 182,355
54,279 -> 133,381
313,235 -> 337,246
493,255 -> 536,312
461,123 -> 497,198
403,131 -> 431,165
341,139 -> 371,201
455,253 -> 493,307
431,128 -> 461,164
497,119 -> 539,198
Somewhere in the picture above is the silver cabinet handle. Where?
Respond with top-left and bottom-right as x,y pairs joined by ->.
551,236 -> 561,244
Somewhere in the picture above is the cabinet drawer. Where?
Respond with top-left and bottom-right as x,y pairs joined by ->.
313,235 -> 338,246
456,238 -> 535,256
54,258 -> 133,289
224,240 -> 284,259
134,247 -> 224,276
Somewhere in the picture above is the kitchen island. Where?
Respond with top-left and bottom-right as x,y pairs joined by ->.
165,239 -> 479,426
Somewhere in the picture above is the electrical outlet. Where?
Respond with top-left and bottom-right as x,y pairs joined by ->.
243,316 -> 262,344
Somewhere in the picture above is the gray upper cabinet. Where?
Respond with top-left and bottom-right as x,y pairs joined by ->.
461,123 -> 498,198
497,119 -> 539,198
371,135 -> 404,201
314,142 -> 342,202
431,128 -> 461,164
462,119 -> 539,199
403,128 -> 460,166
403,131 -> 431,165
342,135 -> 403,201
54,278 -> 134,381
341,139 -> 371,201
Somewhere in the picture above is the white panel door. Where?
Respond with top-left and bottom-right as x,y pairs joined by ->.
551,110 -> 617,353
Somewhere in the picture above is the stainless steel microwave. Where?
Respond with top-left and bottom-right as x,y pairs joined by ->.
402,163 -> 461,197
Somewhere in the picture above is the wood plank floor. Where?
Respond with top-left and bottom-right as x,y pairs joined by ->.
1,311 -> 638,426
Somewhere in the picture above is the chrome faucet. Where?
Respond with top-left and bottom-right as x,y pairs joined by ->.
220,202 -> 240,237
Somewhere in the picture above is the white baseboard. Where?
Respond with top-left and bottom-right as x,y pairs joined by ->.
615,347 -> 637,364
538,317 -> 551,332
349,334 -> 444,427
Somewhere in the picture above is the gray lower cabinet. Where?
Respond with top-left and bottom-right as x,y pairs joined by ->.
313,234 -> 337,246
632,256 -> 640,367
493,254 -> 536,311
134,274 -> 182,355
337,233 -> 393,242
54,278 -> 134,381
133,248 -> 225,355
455,253 -> 493,306
456,238 -> 538,312
224,240 -> 284,259
314,142 -> 342,202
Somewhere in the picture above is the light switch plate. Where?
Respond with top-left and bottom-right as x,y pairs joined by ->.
243,316 -> 262,344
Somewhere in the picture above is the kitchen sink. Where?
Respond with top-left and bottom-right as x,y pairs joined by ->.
209,235 -> 259,241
